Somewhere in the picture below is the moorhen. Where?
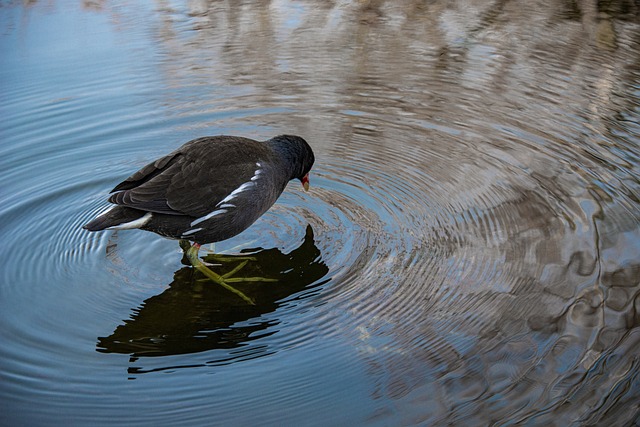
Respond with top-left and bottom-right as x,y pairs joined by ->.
83,135 -> 315,304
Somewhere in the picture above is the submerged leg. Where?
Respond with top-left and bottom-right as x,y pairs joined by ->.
183,239 -> 256,263
220,260 -> 277,283
186,243 -> 256,305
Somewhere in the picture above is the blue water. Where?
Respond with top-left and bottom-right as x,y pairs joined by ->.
2,1 -> 639,426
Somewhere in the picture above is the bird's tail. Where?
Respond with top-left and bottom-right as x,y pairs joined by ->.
83,206 -> 150,231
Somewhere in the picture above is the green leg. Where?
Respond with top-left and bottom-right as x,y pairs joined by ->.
222,260 -> 278,283
184,240 -> 256,263
179,239 -> 192,252
186,243 -> 256,305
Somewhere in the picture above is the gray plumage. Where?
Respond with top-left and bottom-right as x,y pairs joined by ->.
83,135 -> 315,244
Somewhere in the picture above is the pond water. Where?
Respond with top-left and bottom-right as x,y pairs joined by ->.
2,1 -> 639,425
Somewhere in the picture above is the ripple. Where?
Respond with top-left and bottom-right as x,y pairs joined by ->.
2,1 -> 640,425
3,98 -> 639,426
269,123 -> 640,422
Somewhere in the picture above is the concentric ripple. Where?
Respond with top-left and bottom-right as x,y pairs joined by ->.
301,121 -> 640,424
2,1 -> 640,426
5,114 -> 636,424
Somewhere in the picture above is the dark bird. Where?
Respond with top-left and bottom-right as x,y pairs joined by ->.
83,135 -> 315,304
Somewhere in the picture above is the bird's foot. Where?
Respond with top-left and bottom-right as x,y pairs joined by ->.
221,260 -> 278,283
187,245 -> 255,305
202,261 -> 222,268
205,253 -> 257,263
185,243 -> 277,305
181,239 -> 255,262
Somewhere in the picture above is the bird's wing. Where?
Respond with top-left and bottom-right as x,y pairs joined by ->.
108,138 -> 268,217
110,151 -> 179,193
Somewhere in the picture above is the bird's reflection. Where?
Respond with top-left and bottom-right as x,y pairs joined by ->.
97,225 -> 328,366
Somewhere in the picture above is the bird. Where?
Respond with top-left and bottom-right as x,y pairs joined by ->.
83,134 -> 315,304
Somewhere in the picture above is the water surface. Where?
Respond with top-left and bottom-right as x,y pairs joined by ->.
1,1 -> 639,425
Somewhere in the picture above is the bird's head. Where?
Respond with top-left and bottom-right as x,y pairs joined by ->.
268,135 -> 315,191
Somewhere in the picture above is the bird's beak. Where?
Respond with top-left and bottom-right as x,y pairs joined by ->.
301,173 -> 310,192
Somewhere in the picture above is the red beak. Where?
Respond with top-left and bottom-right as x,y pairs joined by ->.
301,173 -> 310,192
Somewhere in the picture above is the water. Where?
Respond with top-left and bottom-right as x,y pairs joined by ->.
2,1 -> 639,425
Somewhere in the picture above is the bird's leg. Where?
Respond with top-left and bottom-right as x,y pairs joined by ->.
188,240 -> 256,263
179,239 -> 192,266
186,243 -> 256,305
179,239 -> 192,252
181,239 -> 219,266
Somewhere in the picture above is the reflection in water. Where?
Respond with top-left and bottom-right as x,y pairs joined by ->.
1,0 -> 639,425
98,225 -> 328,370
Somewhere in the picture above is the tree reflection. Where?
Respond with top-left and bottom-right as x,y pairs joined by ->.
97,225 -> 328,367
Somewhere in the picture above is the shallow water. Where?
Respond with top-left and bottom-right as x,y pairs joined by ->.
1,1 -> 639,425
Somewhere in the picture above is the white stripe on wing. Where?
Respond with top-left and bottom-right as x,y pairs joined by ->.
188,164 -> 263,227
182,227 -> 203,237
107,212 -> 153,230
190,208 -> 228,227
